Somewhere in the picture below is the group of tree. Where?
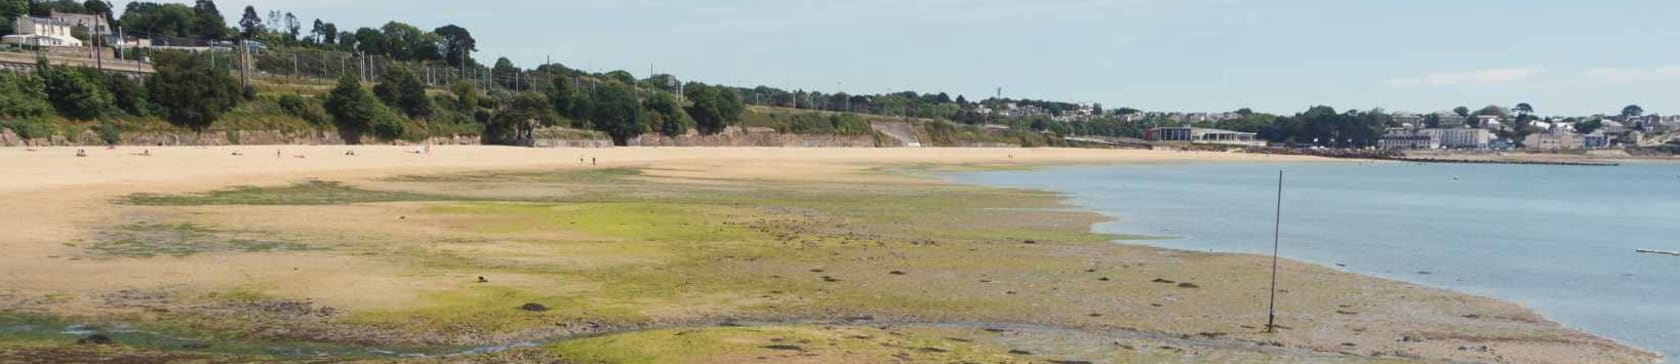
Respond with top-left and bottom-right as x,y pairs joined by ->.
0,50 -> 241,143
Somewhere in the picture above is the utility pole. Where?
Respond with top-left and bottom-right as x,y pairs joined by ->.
94,12 -> 103,71
1265,170 -> 1285,333
239,40 -> 250,90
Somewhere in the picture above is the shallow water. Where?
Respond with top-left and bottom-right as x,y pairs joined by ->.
948,162 -> 1680,360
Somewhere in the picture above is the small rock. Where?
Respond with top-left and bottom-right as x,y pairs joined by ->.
1023,240 -> 1037,244
1008,349 -> 1034,355
762,344 -> 804,351
1177,282 -> 1199,289
519,303 -> 549,312
889,270 -> 906,275
1098,277 -> 1110,281
477,276 -> 488,283
1151,278 -> 1176,284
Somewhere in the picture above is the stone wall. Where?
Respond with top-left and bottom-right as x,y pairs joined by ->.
626,126 -> 877,147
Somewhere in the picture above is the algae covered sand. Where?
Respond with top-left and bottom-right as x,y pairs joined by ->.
0,151 -> 1658,364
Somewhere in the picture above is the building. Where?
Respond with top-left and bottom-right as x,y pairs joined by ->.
1584,132 -> 1614,149
1378,134 -> 1438,150
1524,131 -> 1584,150
4,15 -> 83,47
1146,127 -> 1266,147
1420,128 -> 1493,149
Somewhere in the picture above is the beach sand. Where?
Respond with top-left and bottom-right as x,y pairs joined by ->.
0,146 -> 1659,363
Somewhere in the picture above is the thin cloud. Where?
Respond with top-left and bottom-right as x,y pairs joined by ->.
1385,67 -> 1546,87
1582,66 -> 1680,83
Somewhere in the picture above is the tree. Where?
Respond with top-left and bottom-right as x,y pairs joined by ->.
147,51 -> 240,131
685,83 -> 743,135
643,92 -> 692,137
1622,105 -> 1644,119
590,81 -> 645,145
1514,103 -> 1534,116
39,61 -> 111,120
1453,106 -> 1470,117
120,3 -> 187,38
318,22 -> 337,45
372,64 -> 431,118
1575,118 -> 1605,134
283,12 -> 300,40
492,57 -> 518,89
238,5 -> 262,38
323,73 -> 384,140
352,27 -> 382,55
433,25 -> 476,68
485,92 -> 553,144
190,0 -> 226,40
604,70 -> 636,85
548,75 -> 588,121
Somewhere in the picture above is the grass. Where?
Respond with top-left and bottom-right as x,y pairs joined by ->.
84,222 -> 312,258
125,180 -> 457,206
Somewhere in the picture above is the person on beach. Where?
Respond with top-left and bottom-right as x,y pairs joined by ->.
345,149 -> 356,156
75,149 -> 86,157
591,157 -> 597,166
141,149 -> 150,156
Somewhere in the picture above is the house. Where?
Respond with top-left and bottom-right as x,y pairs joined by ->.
4,15 -> 82,47
1145,127 -> 1265,147
48,11 -> 106,35
1420,128 -> 1493,149
1524,130 -> 1584,151
1584,132 -> 1614,149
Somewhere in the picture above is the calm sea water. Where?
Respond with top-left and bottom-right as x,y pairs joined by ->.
948,162 -> 1680,360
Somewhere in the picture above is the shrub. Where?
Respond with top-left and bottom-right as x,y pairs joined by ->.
788,112 -> 834,133
0,72 -> 50,118
324,74 -> 384,137
833,113 -> 871,135
148,51 -> 241,131
40,61 -> 112,120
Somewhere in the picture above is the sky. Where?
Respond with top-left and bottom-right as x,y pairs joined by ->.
114,0 -> 1680,116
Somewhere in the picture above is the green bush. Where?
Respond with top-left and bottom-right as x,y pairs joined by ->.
833,113 -> 871,135
0,72 -> 49,118
40,61 -> 112,120
788,112 -> 834,133
372,108 -> 406,141
97,119 -> 121,145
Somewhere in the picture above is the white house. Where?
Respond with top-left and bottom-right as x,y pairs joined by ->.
3,15 -> 83,47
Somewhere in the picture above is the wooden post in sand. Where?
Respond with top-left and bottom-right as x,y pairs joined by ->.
1266,170 -> 1284,333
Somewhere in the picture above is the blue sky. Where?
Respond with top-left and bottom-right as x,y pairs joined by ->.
118,0 -> 1679,115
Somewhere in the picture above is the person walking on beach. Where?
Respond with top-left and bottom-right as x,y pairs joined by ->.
591,157 -> 597,166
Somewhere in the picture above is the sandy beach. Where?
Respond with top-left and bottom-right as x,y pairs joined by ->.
0,146 -> 1658,363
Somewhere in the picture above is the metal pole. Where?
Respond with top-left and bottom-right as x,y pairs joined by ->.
1266,170 -> 1284,333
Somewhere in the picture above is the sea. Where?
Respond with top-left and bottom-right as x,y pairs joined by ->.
947,161 -> 1680,361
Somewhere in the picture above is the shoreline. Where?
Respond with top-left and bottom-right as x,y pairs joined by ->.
942,162 -> 1665,363
0,146 -> 1658,363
